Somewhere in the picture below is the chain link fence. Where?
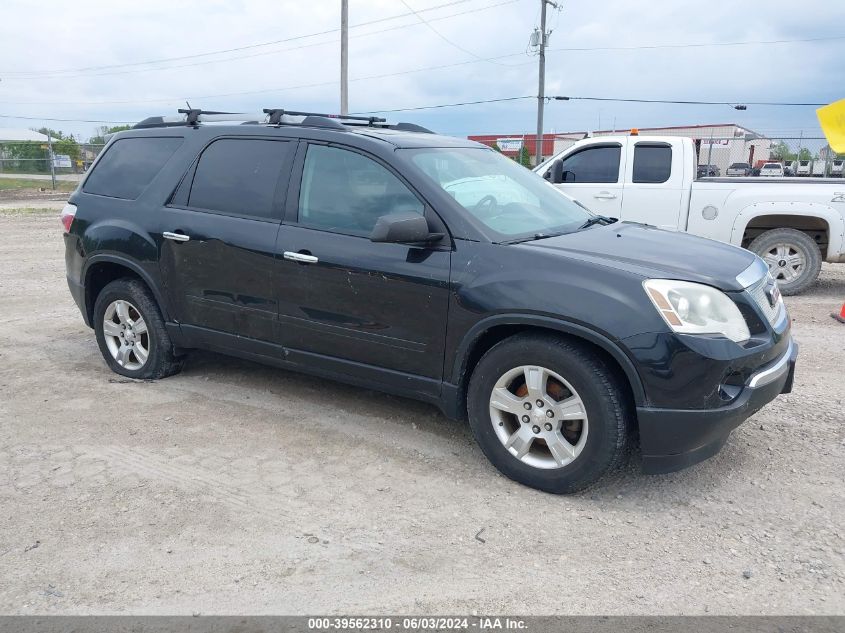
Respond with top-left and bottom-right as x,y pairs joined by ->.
0,141 -> 106,179
657,131 -> 842,178
553,128 -> 843,178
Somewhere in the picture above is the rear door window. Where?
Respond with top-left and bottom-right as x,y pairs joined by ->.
186,138 -> 292,221
632,144 -> 672,183
84,136 -> 183,200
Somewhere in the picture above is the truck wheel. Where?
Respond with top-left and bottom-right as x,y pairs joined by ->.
749,228 -> 822,295
466,333 -> 630,494
93,278 -> 184,380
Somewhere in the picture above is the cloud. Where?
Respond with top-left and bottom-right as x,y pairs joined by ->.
0,0 -> 841,139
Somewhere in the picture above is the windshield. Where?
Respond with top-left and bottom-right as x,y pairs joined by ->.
762,163 -> 781,169
402,147 -> 592,240
729,163 -> 748,169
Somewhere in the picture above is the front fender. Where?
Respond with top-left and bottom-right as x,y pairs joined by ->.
451,313 -> 648,406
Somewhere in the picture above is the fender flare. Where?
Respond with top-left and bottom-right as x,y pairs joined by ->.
730,201 -> 845,260
82,253 -> 171,322
451,313 -> 647,406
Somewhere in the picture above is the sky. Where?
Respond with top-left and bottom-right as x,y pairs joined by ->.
0,0 -> 843,141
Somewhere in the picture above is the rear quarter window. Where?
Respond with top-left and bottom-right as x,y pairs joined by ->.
83,136 -> 183,200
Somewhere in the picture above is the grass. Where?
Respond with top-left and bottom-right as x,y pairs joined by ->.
0,177 -> 77,192
0,207 -> 61,215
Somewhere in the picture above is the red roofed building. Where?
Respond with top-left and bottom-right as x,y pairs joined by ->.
467,133 -> 557,165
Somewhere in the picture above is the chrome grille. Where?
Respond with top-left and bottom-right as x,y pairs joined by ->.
747,274 -> 784,326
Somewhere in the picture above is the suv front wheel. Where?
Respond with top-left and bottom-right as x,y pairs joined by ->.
93,278 -> 183,380
467,333 -> 630,494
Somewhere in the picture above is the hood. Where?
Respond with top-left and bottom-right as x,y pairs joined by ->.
522,221 -> 757,291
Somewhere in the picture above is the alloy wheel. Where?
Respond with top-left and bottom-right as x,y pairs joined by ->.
488,365 -> 588,469
102,299 -> 149,371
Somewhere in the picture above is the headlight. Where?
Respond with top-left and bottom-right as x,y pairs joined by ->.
643,279 -> 750,343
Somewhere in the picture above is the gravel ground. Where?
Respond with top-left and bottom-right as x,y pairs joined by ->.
0,210 -> 842,615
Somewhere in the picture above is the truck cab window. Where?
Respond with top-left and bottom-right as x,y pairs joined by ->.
559,146 -> 620,183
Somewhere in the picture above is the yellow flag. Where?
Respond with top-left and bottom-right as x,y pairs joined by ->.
816,98 -> 845,153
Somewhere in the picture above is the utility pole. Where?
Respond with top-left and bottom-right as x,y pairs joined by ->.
46,130 -> 56,191
340,0 -> 349,115
535,0 -> 557,166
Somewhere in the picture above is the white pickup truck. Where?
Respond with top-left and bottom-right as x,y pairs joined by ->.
535,135 -> 845,294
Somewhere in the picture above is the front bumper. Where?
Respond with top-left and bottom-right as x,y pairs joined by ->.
637,337 -> 798,474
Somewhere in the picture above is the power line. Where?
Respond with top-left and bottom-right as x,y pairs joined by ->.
556,96 -> 828,107
397,0 -> 511,66
1,91 -> 827,125
0,1 -> 519,82
5,26 -> 840,83
9,28 -> 837,108
546,34 -> 845,53
0,96 -> 534,124
353,95 -> 534,113
0,113 -> 133,123
0,50 -> 532,107
0,0 -> 480,78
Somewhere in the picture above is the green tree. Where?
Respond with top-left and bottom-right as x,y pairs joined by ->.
769,142 -> 813,163
517,144 -> 532,167
0,141 -> 47,173
769,141 -> 793,161
89,125 -> 130,145
36,127 -> 81,164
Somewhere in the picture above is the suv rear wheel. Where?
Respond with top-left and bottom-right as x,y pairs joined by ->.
93,278 -> 183,380
467,333 -> 630,493
749,228 -> 821,295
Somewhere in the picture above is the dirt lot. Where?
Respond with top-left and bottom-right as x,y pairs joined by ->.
0,177 -> 77,205
0,210 -> 842,615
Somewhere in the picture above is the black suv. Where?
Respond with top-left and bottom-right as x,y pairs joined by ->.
62,109 -> 797,493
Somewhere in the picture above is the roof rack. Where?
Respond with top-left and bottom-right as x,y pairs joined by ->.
131,107 -> 434,134
262,108 -> 384,126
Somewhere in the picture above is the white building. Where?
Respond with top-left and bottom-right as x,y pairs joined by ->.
553,123 -> 773,172
0,128 -> 49,142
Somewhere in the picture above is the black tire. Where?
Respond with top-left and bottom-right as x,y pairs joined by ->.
748,228 -> 822,296
93,278 -> 183,380
466,333 -> 630,494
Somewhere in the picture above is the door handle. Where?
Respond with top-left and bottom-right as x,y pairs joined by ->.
283,251 -> 319,264
163,231 -> 190,242
593,192 -> 617,200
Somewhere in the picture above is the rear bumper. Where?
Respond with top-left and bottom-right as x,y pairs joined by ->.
66,275 -> 90,327
637,338 -> 798,474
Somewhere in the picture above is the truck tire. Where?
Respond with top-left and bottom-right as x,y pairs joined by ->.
466,333 -> 630,494
749,228 -> 822,296
93,278 -> 184,380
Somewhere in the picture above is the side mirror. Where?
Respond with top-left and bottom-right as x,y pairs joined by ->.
370,212 -> 443,245
549,159 -> 564,184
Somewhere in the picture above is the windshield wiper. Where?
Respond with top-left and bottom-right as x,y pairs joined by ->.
503,231 -> 570,244
577,215 -> 618,230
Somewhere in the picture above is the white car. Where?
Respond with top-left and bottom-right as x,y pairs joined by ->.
536,134 -> 845,294
759,162 -> 785,177
796,160 -> 812,176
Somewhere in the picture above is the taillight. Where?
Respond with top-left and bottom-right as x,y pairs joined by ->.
60,203 -> 77,233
